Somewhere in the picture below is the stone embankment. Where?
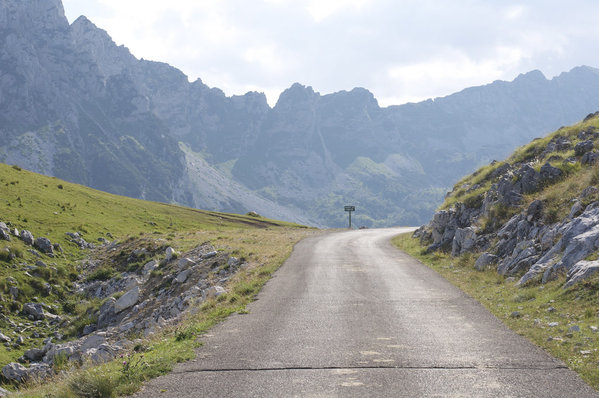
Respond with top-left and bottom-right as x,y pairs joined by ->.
415,121 -> 599,288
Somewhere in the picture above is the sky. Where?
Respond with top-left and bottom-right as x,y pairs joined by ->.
61,0 -> 599,107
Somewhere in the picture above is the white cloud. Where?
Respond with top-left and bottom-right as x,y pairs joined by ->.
505,4 -> 526,20
61,0 -> 599,107
383,46 -> 528,105
306,0 -> 373,22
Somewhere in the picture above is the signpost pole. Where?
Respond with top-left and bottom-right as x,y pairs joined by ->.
344,206 -> 356,229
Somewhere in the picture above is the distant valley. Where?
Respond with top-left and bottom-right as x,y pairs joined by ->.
3,0 -> 599,227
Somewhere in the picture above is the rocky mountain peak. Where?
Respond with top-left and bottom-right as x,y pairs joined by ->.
274,83 -> 318,110
513,69 -> 547,84
0,0 -> 68,33
71,15 -> 137,79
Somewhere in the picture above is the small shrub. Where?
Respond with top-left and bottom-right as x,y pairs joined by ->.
86,267 -> 116,282
120,352 -> 148,382
57,184 -> 64,189
11,247 -> 23,258
456,252 -> 474,268
9,301 -> 22,313
174,328 -> 195,342
53,351 -> 70,372
0,250 -> 13,263
69,314 -> 98,337
11,165 -> 21,171
590,165 -> 599,185
28,278 -> 45,294
62,300 -> 77,314
234,282 -> 257,297
544,207 -> 561,224
68,368 -> 117,398
463,194 -> 484,209
512,291 -> 537,303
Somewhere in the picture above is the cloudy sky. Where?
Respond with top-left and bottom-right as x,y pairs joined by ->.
61,0 -> 599,107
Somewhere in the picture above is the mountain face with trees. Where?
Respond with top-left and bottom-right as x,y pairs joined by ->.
3,0 -> 599,227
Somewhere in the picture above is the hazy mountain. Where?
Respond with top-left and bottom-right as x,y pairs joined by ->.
2,0 -> 599,227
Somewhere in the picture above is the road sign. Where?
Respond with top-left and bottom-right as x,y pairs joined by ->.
344,205 -> 355,229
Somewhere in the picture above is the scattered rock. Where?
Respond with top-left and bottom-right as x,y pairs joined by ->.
581,151 -> 599,165
80,334 -> 107,351
82,324 -> 97,336
568,201 -> 583,219
20,230 -> 34,245
581,186 -> 599,198
0,229 -> 10,241
519,164 -> 541,194
142,260 -> 158,278
97,298 -> 116,328
540,162 -> 563,183
203,251 -> 218,259
34,237 -> 54,255
23,303 -> 46,320
0,333 -> 11,343
526,200 -> 543,221
24,347 -> 45,362
565,260 -> 599,288
227,257 -> 239,267
114,286 -> 140,314
548,322 -> 559,327
174,269 -> 191,284
474,252 -> 498,271
451,227 -> 477,256
2,362 -> 28,382
165,247 -> 176,261
568,325 -> 580,333
575,140 -> 595,156
177,257 -> 196,269
204,286 -> 226,300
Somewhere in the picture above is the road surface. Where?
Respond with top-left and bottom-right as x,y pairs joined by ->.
137,228 -> 598,397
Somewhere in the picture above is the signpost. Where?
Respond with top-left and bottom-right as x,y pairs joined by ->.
344,206 -> 355,229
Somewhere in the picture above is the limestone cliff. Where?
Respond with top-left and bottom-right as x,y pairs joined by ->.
415,112 -> 599,287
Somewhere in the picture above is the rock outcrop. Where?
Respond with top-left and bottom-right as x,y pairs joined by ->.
415,118 -> 599,288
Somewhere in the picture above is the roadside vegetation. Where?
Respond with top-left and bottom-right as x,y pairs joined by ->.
0,163 -> 314,396
394,223 -> 599,390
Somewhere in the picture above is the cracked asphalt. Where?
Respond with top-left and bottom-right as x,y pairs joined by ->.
136,228 -> 599,397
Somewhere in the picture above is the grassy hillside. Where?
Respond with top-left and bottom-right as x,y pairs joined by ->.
0,163 -> 313,396
442,112 -> 599,224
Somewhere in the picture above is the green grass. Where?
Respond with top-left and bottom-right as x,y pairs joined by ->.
0,162 -> 315,396
394,233 -> 599,391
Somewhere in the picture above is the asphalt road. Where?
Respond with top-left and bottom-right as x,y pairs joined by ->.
137,228 -> 599,397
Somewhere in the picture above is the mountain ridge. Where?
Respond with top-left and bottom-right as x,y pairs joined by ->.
4,0 -> 599,226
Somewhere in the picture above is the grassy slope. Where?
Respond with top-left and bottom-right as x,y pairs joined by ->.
0,163 -> 314,396
442,114 -> 599,223
394,114 -> 599,390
